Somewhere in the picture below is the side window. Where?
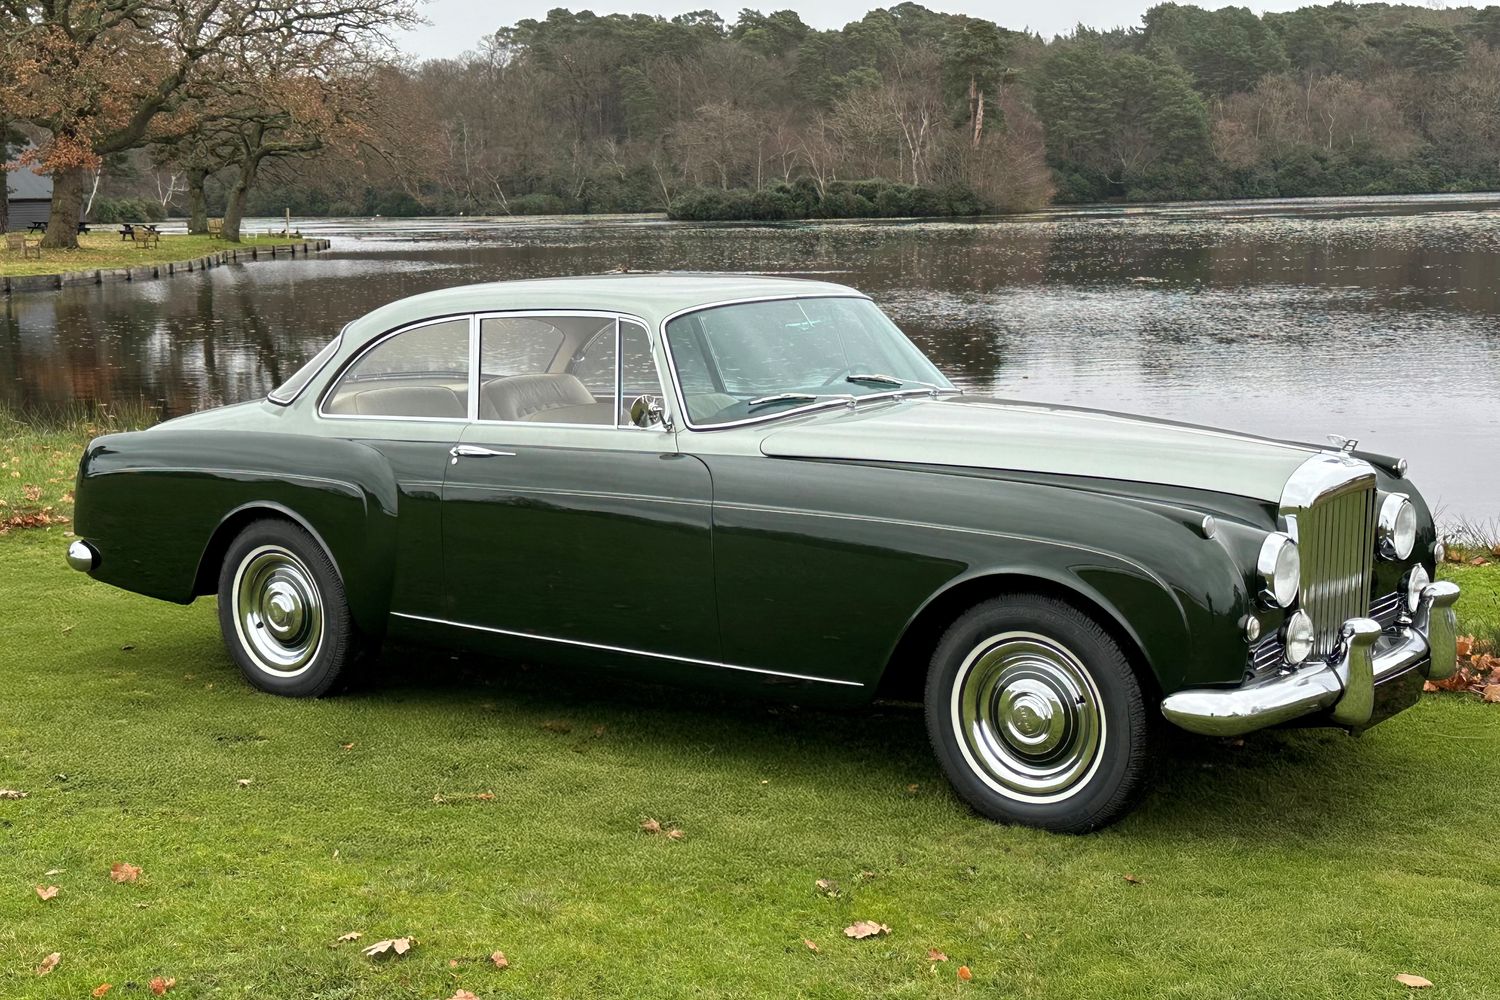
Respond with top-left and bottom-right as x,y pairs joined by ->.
619,321 -> 661,425
322,319 -> 469,419
478,315 -> 613,425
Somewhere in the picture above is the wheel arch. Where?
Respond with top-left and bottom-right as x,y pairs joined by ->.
193,501 -> 344,598
876,570 -> 1163,703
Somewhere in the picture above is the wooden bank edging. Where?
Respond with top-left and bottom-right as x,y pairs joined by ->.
1,239 -> 333,296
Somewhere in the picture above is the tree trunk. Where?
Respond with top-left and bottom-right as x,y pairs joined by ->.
43,165 -> 87,249
187,169 -> 208,233
222,158 -> 259,242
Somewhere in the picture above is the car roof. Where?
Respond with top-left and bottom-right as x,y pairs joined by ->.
342,273 -> 868,344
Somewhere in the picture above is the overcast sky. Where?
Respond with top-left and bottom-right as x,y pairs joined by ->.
396,1 -> 1318,60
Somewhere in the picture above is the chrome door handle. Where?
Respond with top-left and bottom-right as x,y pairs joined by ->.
449,444 -> 515,464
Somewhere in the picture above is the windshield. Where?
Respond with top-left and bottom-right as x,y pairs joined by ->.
664,297 -> 954,426
267,332 -> 343,405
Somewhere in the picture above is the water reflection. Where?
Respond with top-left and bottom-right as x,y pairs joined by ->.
3,195 -> 1497,517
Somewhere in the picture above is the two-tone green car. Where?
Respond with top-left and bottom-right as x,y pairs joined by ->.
68,274 -> 1460,832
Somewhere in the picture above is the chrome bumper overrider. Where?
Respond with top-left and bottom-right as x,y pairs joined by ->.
65,539 -> 98,573
1162,581 -> 1460,737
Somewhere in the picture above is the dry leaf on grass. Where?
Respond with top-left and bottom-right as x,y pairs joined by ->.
35,885 -> 59,901
1482,684 -> 1500,704
1395,974 -> 1434,988
640,818 -> 684,839
540,720 -> 572,733
36,952 -> 60,976
844,921 -> 891,940
490,951 -> 509,969
149,978 -> 176,995
236,778 -> 253,788
92,984 -> 111,997
340,742 -> 355,750
1123,874 -> 1143,885
110,862 -> 142,883
640,818 -> 661,834
958,965 -> 973,982
336,931 -> 362,942
448,991 -> 479,1000
362,937 -> 414,958
803,939 -> 820,953
815,878 -> 841,897
1456,636 -> 1475,658
927,948 -> 949,962
0,789 -> 27,799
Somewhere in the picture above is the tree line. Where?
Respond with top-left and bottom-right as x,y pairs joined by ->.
6,3 -> 1500,237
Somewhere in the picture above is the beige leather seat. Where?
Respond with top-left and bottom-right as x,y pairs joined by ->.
480,374 -> 611,424
326,384 -> 465,418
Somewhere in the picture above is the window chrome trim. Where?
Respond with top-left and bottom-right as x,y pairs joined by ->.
656,293 -> 957,432
389,611 -> 863,687
316,314 -> 475,424
268,322 -> 350,406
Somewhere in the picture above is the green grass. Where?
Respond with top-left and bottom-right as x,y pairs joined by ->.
1,233 -> 306,278
0,409 -> 157,532
1,527 -> 1498,998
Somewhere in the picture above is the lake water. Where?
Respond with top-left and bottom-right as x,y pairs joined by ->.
4,194 -> 1498,521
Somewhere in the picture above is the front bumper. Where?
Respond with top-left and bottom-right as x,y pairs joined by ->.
1161,581 -> 1460,737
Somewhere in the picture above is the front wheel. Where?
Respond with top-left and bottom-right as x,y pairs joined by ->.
217,519 -> 361,697
925,594 -> 1156,833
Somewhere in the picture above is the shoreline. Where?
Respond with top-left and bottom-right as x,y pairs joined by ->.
1,238 -> 332,296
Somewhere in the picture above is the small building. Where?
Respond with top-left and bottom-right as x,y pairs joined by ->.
6,162 -> 53,232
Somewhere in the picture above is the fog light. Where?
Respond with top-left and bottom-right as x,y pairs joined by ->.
1406,564 -> 1430,613
1245,615 -> 1262,643
1284,610 -> 1315,666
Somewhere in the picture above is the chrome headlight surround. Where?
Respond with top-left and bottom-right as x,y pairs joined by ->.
1283,609 -> 1315,666
1257,532 -> 1300,608
1405,564 -> 1431,613
1377,493 -> 1416,560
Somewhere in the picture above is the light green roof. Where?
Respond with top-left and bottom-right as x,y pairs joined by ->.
343,273 -> 866,343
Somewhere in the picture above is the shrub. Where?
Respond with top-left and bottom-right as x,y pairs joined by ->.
88,198 -> 165,223
507,193 -> 571,215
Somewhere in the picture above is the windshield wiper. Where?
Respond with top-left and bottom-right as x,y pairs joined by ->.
747,392 -> 820,411
844,372 -> 905,387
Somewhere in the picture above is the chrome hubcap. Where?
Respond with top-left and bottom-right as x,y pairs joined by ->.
232,545 -> 324,676
951,631 -> 1105,803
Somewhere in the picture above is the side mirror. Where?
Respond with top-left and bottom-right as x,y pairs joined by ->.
629,394 -> 672,430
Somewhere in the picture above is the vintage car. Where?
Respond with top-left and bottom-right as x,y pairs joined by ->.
68,274 -> 1460,832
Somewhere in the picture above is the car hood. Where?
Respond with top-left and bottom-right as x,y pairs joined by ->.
757,395 -> 1320,503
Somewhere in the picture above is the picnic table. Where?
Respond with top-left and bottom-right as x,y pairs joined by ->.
27,221 -> 90,234
120,223 -> 161,241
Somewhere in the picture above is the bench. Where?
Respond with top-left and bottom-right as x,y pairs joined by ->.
131,227 -> 161,249
6,232 -> 43,259
206,218 -> 224,239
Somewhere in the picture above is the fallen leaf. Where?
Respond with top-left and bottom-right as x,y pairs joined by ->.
928,948 -> 949,962
1457,636 -> 1474,658
121,644 -> 135,652
1123,874 -> 1143,885
490,950 -> 509,969
0,789 -> 27,799
149,977 -> 175,995
92,984 -> 112,997
640,818 -> 662,834
1482,685 -> 1500,704
958,965 -> 973,982
906,783 -> 920,793
236,778 -> 253,788
1395,973 -> 1434,988
110,862 -> 142,883
476,792 -> 495,801
448,992 -> 478,1000
859,870 -> 877,881
1423,680 -> 1439,692
340,742 -> 355,750
843,921 -> 891,940
362,937 -> 413,958
665,828 -> 685,840
803,939 -> 820,953
336,931 -> 362,942
1469,556 -> 1488,566
592,724 -> 607,737
448,959 -> 460,968
540,720 -> 572,733
36,952 -> 60,976
45,868 -> 63,876
815,878 -> 841,897
35,885 -> 60,901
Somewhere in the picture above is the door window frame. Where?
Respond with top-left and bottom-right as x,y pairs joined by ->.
316,313 -> 476,425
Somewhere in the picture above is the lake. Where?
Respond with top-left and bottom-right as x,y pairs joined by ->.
4,194 -> 1498,522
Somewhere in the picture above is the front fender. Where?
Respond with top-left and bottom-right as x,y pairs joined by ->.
74,430 -> 399,635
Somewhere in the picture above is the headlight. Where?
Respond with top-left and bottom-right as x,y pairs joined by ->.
1258,533 -> 1300,608
1284,610 -> 1315,665
1377,494 -> 1416,560
1406,565 -> 1430,613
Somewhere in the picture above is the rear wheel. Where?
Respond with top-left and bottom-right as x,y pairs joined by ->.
925,594 -> 1156,833
217,519 -> 360,697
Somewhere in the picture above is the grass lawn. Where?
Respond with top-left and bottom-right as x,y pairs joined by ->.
0,232 -> 307,278
2,438 -> 1498,998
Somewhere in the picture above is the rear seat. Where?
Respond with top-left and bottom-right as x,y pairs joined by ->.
325,384 -> 465,418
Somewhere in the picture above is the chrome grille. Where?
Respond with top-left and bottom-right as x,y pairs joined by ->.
1294,486 -> 1376,658
1370,591 -> 1403,629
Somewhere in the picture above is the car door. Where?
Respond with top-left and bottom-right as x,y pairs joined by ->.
317,315 -> 470,619
439,313 -> 719,665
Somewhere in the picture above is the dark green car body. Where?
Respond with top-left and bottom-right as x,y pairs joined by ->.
69,275 -> 1455,734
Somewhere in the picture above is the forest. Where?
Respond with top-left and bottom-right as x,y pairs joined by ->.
8,3 -> 1500,230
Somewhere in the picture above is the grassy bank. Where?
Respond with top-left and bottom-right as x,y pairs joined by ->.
1,419 -> 1498,998
0,233 -> 306,279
